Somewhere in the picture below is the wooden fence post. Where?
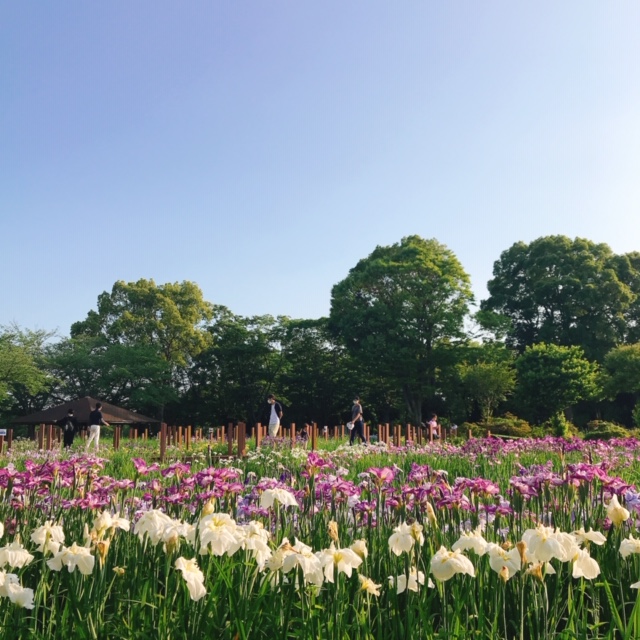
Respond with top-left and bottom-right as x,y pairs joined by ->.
290,422 -> 296,446
237,422 -> 246,457
7,429 -> 12,450
38,423 -> 44,450
255,422 -> 262,448
160,423 -> 167,462
311,423 -> 317,451
227,423 -> 234,456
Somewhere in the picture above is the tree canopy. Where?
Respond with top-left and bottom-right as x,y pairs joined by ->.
329,235 -> 473,424
481,236 -> 636,361
515,343 -> 600,423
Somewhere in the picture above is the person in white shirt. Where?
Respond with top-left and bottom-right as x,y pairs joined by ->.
267,394 -> 283,438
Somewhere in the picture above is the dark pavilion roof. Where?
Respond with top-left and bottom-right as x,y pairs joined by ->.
12,396 -> 160,425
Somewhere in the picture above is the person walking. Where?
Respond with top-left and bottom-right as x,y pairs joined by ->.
267,394 -> 283,438
349,395 -> 367,446
56,409 -> 78,449
86,401 -> 109,452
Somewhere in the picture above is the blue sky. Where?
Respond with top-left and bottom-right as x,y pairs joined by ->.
2,2 -> 640,336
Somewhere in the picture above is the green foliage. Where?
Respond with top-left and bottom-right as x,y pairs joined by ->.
583,420 -> 631,440
71,279 -> 214,369
463,413 -> 532,437
602,343 -> 640,397
0,325 -> 52,409
481,236 -> 636,360
45,335 -> 174,413
458,359 -> 516,421
633,404 -> 640,429
545,412 -> 576,438
329,235 -> 473,425
515,342 -> 601,422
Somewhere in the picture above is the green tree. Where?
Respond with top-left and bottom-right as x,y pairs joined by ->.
185,312 -> 283,427
515,343 -> 600,423
458,359 -> 516,422
277,318 -> 365,427
0,325 -> 52,411
71,279 -> 214,419
602,343 -> 640,397
45,336 -> 174,413
329,235 -> 473,425
481,236 -> 635,361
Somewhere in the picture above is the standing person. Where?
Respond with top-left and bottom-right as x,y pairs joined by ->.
86,401 -> 109,452
428,413 -> 441,439
350,395 -> 366,446
56,409 -> 78,449
267,394 -> 283,438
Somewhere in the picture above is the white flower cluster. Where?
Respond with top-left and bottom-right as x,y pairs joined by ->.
440,523 -> 607,583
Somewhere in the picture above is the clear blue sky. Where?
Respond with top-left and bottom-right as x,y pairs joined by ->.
2,2 -> 640,336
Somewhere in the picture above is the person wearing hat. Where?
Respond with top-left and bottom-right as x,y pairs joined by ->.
56,408 -> 79,449
350,395 -> 367,446
267,394 -> 283,438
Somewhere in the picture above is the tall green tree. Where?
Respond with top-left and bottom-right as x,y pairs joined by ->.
515,343 -> 600,423
481,236 -> 635,361
277,318 -> 365,427
45,336 -> 174,413
329,235 -> 473,425
71,279 -> 214,418
458,359 -> 516,422
0,325 -> 52,414
602,343 -> 640,398
185,313 -> 283,427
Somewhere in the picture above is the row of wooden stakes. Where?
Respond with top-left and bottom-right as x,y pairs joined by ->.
7,422 -> 477,461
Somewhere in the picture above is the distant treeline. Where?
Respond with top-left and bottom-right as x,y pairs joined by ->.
2,235 -> 640,432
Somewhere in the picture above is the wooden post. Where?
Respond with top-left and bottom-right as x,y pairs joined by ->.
186,426 -> 192,450
393,425 -> 400,448
144,428 -> 148,440
237,421 -> 246,457
160,423 -> 167,462
365,424 -> 370,442
255,422 -> 262,448
0,433 -> 4,455
333,426 -> 338,440
311,423 -> 317,451
45,424 -> 52,450
7,429 -> 13,450
113,426 -> 119,451
227,423 -> 234,456
290,422 -> 296,446
38,423 -> 44,450
341,424 -> 345,439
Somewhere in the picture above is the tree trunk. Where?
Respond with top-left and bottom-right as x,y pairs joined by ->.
402,385 -> 422,426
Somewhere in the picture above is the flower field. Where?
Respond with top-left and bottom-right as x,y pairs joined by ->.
2,436 -> 640,639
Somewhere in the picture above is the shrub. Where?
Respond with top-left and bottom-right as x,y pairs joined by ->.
544,413 -> 579,439
583,420 -> 631,441
463,413 -> 532,438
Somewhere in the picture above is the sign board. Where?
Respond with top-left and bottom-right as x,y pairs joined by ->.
0,429 -> 6,436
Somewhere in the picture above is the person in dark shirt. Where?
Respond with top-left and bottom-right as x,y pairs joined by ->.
56,409 -> 79,449
86,402 -> 109,451
349,395 -> 367,446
